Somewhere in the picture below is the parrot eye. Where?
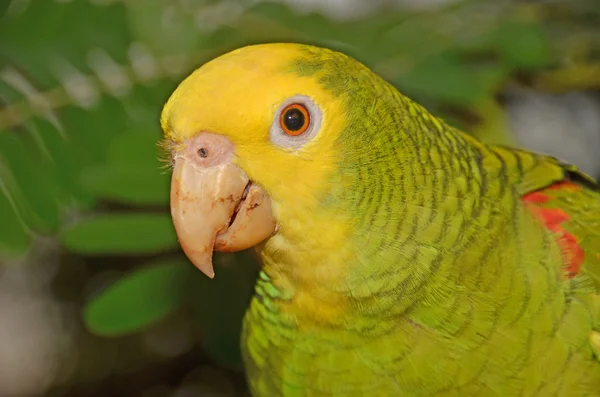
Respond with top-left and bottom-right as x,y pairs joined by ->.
280,104 -> 310,136
270,95 -> 322,149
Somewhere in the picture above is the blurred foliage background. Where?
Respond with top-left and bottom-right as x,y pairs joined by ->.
0,0 -> 599,396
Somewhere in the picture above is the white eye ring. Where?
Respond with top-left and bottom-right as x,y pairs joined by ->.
269,95 -> 323,149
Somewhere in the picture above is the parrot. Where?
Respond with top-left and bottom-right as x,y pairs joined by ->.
160,43 -> 600,396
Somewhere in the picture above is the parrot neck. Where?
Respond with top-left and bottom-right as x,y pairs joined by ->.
252,121 -> 553,334
249,81 -> 552,331
252,121 -> 502,329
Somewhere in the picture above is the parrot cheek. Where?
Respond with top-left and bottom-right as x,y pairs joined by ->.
169,132 -> 277,278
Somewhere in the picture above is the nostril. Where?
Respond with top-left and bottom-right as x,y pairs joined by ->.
184,132 -> 233,167
197,148 -> 208,158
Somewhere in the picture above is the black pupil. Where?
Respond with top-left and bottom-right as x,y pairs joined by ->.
283,108 -> 305,131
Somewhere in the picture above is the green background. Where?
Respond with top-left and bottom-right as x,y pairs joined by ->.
0,0 -> 598,396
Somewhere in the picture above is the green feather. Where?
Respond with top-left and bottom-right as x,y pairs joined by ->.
236,45 -> 600,396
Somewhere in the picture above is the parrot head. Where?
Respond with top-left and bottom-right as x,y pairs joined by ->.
160,43 -> 449,280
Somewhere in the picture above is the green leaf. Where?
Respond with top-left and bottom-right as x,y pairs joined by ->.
229,3 -> 301,45
84,259 -> 194,336
60,213 -> 178,255
0,186 -> 30,258
0,131 -> 61,233
0,79 -> 23,104
370,14 -> 448,60
79,128 -> 169,205
205,26 -> 247,54
62,97 -> 129,167
30,117 -> 96,209
80,165 -> 170,206
494,21 -> 550,69
394,52 -> 487,106
0,0 -> 132,87
126,0 -> 204,55
0,0 -> 12,20
106,130 -> 163,169
120,83 -> 179,132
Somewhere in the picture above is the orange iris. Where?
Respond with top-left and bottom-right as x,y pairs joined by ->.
280,104 -> 310,136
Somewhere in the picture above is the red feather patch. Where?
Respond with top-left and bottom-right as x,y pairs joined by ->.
522,181 -> 585,278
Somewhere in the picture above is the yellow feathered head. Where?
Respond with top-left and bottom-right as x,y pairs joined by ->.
160,42 -> 441,278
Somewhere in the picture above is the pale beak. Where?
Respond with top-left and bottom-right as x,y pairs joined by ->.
169,132 -> 277,278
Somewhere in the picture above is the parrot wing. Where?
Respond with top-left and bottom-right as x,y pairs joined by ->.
487,144 -> 600,360
510,147 -> 600,287
484,144 -> 599,285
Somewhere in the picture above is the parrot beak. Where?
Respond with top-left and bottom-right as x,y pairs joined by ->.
169,132 -> 277,278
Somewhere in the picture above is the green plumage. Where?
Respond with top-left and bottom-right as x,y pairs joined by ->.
239,45 -> 600,396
